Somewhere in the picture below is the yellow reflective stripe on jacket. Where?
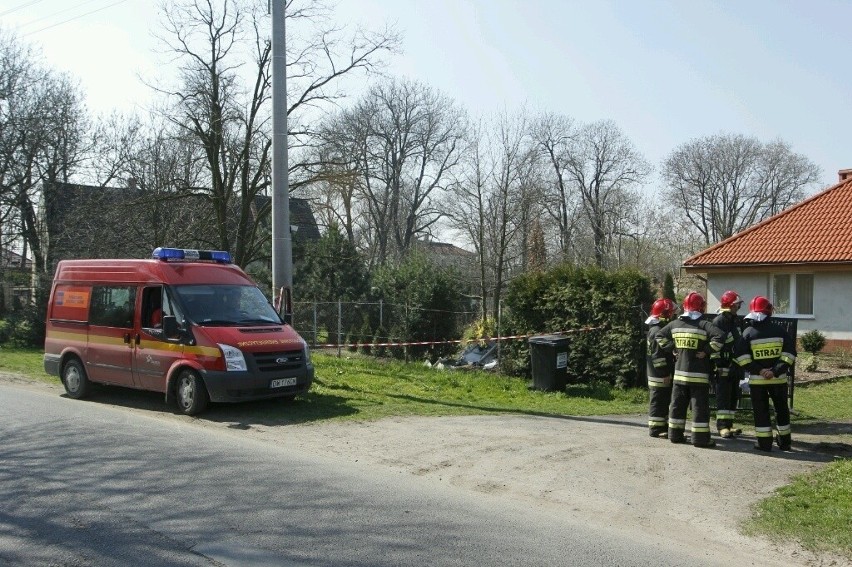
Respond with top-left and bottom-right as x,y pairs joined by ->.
781,352 -> 796,365
734,353 -> 752,367
748,375 -> 788,386
673,371 -> 710,384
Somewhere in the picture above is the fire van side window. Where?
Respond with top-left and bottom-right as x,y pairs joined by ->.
90,285 -> 137,328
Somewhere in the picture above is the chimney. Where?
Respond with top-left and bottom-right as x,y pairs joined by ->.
839,169 -> 852,183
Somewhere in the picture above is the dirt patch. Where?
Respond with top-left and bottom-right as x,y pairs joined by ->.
3,371 -> 851,566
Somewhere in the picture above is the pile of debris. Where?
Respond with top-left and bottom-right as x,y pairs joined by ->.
428,340 -> 498,371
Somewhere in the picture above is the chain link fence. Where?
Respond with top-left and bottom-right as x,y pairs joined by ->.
292,300 -> 483,360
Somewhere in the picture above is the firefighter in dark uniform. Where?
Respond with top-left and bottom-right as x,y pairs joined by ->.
656,291 -> 725,448
645,298 -> 677,438
712,290 -> 745,439
733,296 -> 797,452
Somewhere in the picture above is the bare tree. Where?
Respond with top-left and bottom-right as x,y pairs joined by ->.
153,0 -> 399,267
561,120 -> 651,268
326,78 -> 467,268
309,110 -> 368,244
0,30 -> 89,275
448,111 -> 537,319
448,119 -> 492,320
484,111 -> 536,318
531,112 -> 584,261
662,133 -> 821,245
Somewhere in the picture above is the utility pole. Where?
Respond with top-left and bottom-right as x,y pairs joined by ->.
270,0 -> 293,318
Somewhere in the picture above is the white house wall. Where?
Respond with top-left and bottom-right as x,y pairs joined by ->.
706,271 -> 852,342
811,272 -> 852,342
706,274 -> 768,314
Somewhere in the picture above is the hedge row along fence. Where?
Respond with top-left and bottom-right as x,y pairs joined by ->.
501,265 -> 655,388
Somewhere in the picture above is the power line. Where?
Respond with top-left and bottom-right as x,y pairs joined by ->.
0,0 -> 46,18
13,0 -> 106,29
22,0 -> 129,37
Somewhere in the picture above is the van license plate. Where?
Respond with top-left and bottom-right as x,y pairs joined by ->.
270,378 -> 297,389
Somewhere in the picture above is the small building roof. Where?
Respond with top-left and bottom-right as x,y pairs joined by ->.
683,169 -> 852,269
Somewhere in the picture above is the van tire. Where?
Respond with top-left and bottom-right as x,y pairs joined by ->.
62,358 -> 91,400
175,370 -> 209,415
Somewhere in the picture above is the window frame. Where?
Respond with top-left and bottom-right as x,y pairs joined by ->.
770,273 -> 814,317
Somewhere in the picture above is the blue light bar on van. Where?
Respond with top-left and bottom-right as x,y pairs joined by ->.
152,247 -> 232,264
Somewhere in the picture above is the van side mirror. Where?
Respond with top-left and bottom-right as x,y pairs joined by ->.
277,286 -> 293,325
162,315 -> 179,339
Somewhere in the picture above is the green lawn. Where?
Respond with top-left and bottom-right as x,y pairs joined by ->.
2,346 -> 851,559
0,346 -> 49,377
744,459 -> 852,558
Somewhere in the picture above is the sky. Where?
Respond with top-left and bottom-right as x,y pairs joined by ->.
3,0 -> 852,191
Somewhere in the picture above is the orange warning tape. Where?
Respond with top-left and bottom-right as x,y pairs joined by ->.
312,325 -> 606,349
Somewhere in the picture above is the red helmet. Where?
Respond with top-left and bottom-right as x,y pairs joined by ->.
682,291 -> 706,314
749,295 -> 774,316
650,298 -> 676,319
720,290 -> 743,309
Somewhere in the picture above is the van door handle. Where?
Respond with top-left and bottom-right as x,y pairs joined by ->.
123,333 -> 131,344
135,334 -> 141,345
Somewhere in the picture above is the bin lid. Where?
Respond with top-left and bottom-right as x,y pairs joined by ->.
528,334 -> 569,345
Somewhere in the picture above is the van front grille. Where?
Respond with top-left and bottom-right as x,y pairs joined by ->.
253,350 -> 304,372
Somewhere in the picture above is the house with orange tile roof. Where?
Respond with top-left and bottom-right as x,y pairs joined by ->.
682,168 -> 852,350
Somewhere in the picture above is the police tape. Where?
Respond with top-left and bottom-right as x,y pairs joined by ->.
311,325 -> 606,350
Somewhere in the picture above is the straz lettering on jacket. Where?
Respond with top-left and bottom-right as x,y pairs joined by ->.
751,339 -> 782,360
672,331 -> 704,350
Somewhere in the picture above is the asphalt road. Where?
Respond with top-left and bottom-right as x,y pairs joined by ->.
0,382 -> 794,567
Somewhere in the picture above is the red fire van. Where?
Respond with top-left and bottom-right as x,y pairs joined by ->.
43,247 -> 314,415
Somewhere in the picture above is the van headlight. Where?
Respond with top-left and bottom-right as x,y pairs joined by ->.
301,338 -> 312,364
218,344 -> 247,372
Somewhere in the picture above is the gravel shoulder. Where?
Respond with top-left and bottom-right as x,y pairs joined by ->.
4,372 -> 851,566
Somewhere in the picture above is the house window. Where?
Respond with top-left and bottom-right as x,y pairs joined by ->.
771,274 -> 813,316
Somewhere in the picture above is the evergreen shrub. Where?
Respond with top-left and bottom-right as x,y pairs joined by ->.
501,264 -> 653,387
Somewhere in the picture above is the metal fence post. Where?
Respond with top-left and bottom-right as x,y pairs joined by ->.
312,301 -> 317,347
497,298 -> 502,370
337,299 -> 342,358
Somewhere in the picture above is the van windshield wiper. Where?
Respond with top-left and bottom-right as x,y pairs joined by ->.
196,319 -> 242,326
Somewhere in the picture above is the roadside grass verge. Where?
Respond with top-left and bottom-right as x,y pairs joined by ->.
0,346 -> 49,377
743,459 -> 852,560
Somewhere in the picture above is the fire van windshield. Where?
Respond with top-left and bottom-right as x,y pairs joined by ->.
173,285 -> 283,327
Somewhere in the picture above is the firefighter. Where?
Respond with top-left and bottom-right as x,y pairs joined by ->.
656,291 -> 725,448
645,298 -> 677,438
733,296 -> 797,452
712,290 -> 744,439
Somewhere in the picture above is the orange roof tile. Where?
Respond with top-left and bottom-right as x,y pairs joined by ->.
683,174 -> 852,268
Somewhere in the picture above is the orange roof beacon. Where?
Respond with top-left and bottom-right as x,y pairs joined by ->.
43,247 -> 314,415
